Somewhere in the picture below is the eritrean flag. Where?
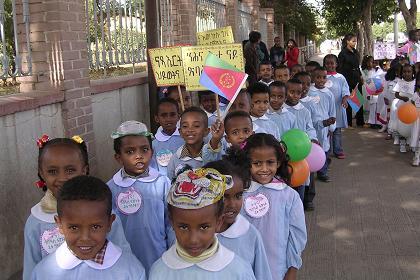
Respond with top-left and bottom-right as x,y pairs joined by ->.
348,84 -> 364,113
199,52 -> 248,102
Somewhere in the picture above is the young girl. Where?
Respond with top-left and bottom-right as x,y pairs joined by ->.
392,64 -> 416,153
149,168 -> 256,279
23,136 -> 130,280
324,54 -> 350,158
232,133 -> 307,280
361,55 -> 383,128
379,64 -> 400,137
410,72 -> 420,166
204,160 -> 272,280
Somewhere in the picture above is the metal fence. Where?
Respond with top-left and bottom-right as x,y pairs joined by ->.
196,0 -> 226,33
0,0 -> 32,79
237,2 -> 251,42
259,13 -> 267,44
85,0 -> 147,70
158,0 -> 174,47
298,44 -> 315,64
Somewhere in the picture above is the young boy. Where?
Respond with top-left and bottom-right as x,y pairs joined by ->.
305,61 -> 321,74
267,81 -> 297,137
199,91 -> 218,127
228,89 -> 251,113
258,61 -> 274,86
165,85 -> 192,112
307,67 -> 336,183
107,120 -> 173,275
32,176 -> 146,279
202,111 -> 254,164
167,107 -> 209,180
274,65 -> 290,83
152,98 -> 185,176
290,64 -> 304,78
248,82 -> 281,139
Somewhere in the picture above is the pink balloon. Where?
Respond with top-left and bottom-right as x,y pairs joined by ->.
306,143 -> 326,172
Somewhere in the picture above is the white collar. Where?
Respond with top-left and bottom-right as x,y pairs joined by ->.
247,179 -> 288,192
112,167 -> 160,187
31,202 -> 56,223
259,79 -> 274,86
204,109 -> 216,118
327,73 -> 342,78
162,243 -> 234,272
56,241 -> 122,270
250,114 -> 269,121
309,85 -> 329,93
300,96 -> 312,103
283,102 -> 304,110
219,214 -> 250,238
155,126 -> 180,142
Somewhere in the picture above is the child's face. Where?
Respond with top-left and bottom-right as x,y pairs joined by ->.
324,57 -> 337,72
274,68 -> 289,83
305,65 -> 316,73
402,66 -> 414,81
222,175 -> 244,226
249,146 -> 280,185
291,66 -> 303,77
313,70 -> 327,89
115,136 -> 152,176
201,94 -> 217,113
269,86 -> 286,111
171,204 -> 222,257
286,83 -> 303,105
39,146 -> 88,198
225,117 -> 253,147
155,103 -> 179,135
55,200 -> 115,260
259,64 -> 272,81
229,92 -> 250,113
250,92 -> 269,117
366,59 -> 374,69
179,112 -> 209,146
297,75 -> 311,98
168,90 -> 192,111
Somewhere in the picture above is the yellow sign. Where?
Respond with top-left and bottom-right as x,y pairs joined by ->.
197,26 -> 234,46
148,46 -> 184,86
181,44 -> 244,91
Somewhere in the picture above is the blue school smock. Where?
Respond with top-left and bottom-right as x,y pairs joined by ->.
151,126 -> 185,176
267,108 -> 297,138
218,214 -> 272,280
31,241 -> 145,280
107,167 -> 174,275
149,243 -> 256,280
326,73 -> 350,128
283,103 -> 318,141
167,145 -> 204,180
241,180 -> 307,280
251,114 -> 281,140
23,203 -> 131,280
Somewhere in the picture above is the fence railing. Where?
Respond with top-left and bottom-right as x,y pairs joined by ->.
158,0 -> 174,47
298,44 -> 315,64
0,0 -> 32,79
196,0 -> 226,33
85,0 -> 146,70
237,2 -> 251,42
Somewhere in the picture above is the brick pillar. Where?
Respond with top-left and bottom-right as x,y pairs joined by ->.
241,0 -> 259,30
277,23 -> 284,47
261,8 -> 274,49
225,0 -> 239,42
171,0 -> 197,45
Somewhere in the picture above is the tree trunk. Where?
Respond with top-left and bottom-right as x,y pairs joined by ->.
362,0 -> 374,56
357,21 -> 365,59
398,0 -> 417,31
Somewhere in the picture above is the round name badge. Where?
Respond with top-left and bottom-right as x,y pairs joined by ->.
244,193 -> 270,218
156,149 -> 173,167
325,80 -> 333,88
41,227 -> 65,255
117,187 -> 142,215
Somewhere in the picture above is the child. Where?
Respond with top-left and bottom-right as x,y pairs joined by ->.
165,85 -> 193,112
391,64 -> 416,153
233,133 -> 307,280
228,89 -> 251,113
31,176 -> 146,279
149,168 -> 256,279
308,67 -> 336,182
290,63 -> 304,78
107,120 -> 173,274
379,64 -> 399,137
199,91 -> 218,127
152,98 -> 185,176
274,65 -> 290,83
410,74 -> 420,166
324,54 -> 350,159
258,61 -> 274,86
267,81 -> 297,137
23,136 -> 130,280
203,111 -> 254,163
305,61 -> 321,74
204,160 -> 272,280
248,82 -> 281,139
167,107 -> 209,179
362,55 -> 383,128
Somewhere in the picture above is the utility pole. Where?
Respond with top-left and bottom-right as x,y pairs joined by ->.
393,1 -> 399,49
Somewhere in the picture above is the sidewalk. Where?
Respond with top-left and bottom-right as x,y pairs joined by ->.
300,127 -> 420,279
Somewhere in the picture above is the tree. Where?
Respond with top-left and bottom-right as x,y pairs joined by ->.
398,0 -> 417,31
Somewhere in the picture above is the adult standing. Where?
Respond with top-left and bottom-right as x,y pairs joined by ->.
285,39 -> 299,69
270,36 -> 285,67
244,31 -> 261,85
338,33 -> 363,127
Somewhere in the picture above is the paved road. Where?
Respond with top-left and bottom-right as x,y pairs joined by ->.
300,127 -> 420,279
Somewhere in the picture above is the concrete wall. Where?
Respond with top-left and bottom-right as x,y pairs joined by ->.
0,103 -> 64,279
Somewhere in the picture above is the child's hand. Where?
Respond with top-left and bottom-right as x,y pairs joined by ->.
209,120 -> 224,150
403,97 -> 410,102
311,139 -> 320,145
341,96 -> 349,108
323,119 -> 330,127
384,98 -> 389,105
329,117 -> 336,124
367,95 -> 371,100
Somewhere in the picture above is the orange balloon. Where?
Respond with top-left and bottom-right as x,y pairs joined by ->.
288,160 -> 310,187
398,103 -> 418,124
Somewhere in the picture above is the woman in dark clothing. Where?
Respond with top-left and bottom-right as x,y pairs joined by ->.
338,33 -> 364,127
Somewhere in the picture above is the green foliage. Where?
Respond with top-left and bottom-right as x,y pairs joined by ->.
372,12 -> 420,39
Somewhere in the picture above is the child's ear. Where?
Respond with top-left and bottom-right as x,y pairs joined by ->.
54,215 -> 64,235
215,214 -> 224,233
82,165 -> 88,175
114,153 -> 122,165
154,115 -> 160,124
107,214 -> 116,233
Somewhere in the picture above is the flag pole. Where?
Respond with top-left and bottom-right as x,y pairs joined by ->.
215,93 -> 221,120
177,85 -> 185,112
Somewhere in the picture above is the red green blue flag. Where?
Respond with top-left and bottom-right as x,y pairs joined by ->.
348,84 -> 364,113
199,52 -> 248,102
